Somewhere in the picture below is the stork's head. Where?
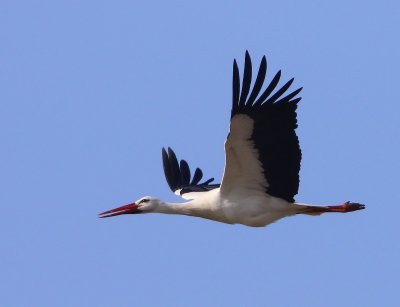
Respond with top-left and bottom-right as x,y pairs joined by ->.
98,196 -> 160,218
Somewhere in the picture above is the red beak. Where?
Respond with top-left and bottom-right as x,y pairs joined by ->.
98,202 -> 141,218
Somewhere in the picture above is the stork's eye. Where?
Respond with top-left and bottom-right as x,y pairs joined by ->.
140,198 -> 149,204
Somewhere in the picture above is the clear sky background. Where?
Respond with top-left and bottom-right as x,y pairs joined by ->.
1,1 -> 399,306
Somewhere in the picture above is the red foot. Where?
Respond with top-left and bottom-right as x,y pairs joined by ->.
327,201 -> 365,213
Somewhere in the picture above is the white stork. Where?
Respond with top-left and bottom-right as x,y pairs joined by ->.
99,52 -> 364,227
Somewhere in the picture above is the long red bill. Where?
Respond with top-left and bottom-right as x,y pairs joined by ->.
98,203 -> 140,218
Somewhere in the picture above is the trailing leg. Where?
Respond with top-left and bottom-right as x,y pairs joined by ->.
295,201 -> 365,216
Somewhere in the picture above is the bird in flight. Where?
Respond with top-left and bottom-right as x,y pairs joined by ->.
99,51 -> 364,227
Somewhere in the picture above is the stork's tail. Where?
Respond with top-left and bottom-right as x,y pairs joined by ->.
295,201 -> 365,216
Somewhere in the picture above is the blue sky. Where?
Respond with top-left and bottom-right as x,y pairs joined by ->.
1,1 -> 399,306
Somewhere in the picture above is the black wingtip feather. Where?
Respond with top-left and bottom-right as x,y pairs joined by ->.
253,70 -> 282,107
238,51 -> 252,108
264,78 -> 295,105
232,59 -> 240,108
202,178 -> 215,185
289,97 -> 302,104
275,87 -> 303,104
246,56 -> 267,106
191,168 -> 203,185
161,147 -> 220,195
162,147 -> 175,192
180,160 -> 191,185
167,147 -> 181,188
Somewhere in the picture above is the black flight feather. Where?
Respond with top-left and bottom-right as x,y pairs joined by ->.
230,52 -> 302,203
162,147 -> 220,196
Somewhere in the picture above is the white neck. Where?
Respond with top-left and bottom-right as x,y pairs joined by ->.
154,199 -> 227,223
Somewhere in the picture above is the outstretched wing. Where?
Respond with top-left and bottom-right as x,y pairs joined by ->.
220,51 -> 302,203
162,147 -> 220,200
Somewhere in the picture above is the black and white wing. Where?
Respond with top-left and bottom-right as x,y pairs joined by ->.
220,51 -> 302,203
162,147 -> 220,200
